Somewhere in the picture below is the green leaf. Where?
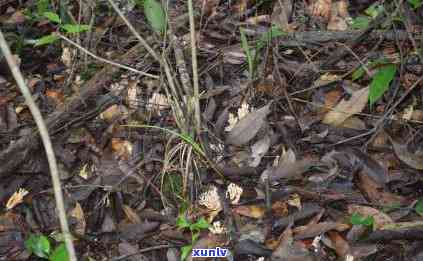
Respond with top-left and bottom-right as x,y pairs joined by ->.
191,230 -> 200,242
25,234 -> 51,259
35,34 -> 59,46
350,16 -> 370,30
369,64 -> 396,105
416,200 -> 423,216
408,0 -> 423,9
180,245 -> 192,261
240,28 -> 254,79
192,217 -> 209,230
43,11 -> 61,23
256,26 -> 286,51
143,0 -> 167,33
365,3 -> 384,18
49,243 -> 69,261
61,24 -> 90,33
352,67 -> 366,81
37,0 -> 50,17
350,213 -> 374,227
176,215 -> 191,229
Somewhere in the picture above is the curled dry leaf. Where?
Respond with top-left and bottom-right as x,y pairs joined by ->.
323,87 -> 369,126
69,202 -> 86,235
348,205 -> 393,230
226,103 -> 271,146
233,205 -> 266,219
389,137 -> 423,170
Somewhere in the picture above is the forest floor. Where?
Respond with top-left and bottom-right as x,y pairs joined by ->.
1,0 -> 423,260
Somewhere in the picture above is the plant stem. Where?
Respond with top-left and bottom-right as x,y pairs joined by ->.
187,0 -> 201,136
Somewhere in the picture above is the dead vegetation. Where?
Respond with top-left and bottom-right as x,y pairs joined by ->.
1,0 -> 423,260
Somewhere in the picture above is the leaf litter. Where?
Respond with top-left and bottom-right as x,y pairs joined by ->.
1,0 -> 423,260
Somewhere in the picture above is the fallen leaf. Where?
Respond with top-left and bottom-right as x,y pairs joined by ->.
348,148 -> 388,185
226,103 -> 271,146
69,202 -> 86,235
122,205 -> 141,224
233,205 -> 266,219
390,137 -> 423,170
348,205 -> 393,230
261,159 -> 315,183
249,135 -> 271,167
293,222 -> 350,240
100,104 -> 129,123
272,225 -> 315,261
323,87 -> 369,126
327,231 -> 350,257
357,171 -> 406,206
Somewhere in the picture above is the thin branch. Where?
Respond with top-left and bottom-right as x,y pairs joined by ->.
57,33 -> 159,79
0,31 -> 77,260
187,0 -> 201,135
106,0 -> 186,131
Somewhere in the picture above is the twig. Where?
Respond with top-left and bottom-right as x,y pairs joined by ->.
111,244 -> 172,261
0,30 -> 77,260
106,0 -> 186,132
57,33 -> 159,79
187,0 -> 202,135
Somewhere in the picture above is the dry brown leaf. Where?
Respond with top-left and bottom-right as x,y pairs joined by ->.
100,104 -> 129,123
340,117 -> 366,130
328,231 -> 350,257
122,205 -> 141,224
322,87 -> 369,126
226,103 -> 271,146
293,222 -> 350,240
348,205 -> 393,230
233,205 -> 266,219
390,137 -> 423,170
261,159 -> 315,183
357,171 -> 406,206
69,202 -> 86,235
